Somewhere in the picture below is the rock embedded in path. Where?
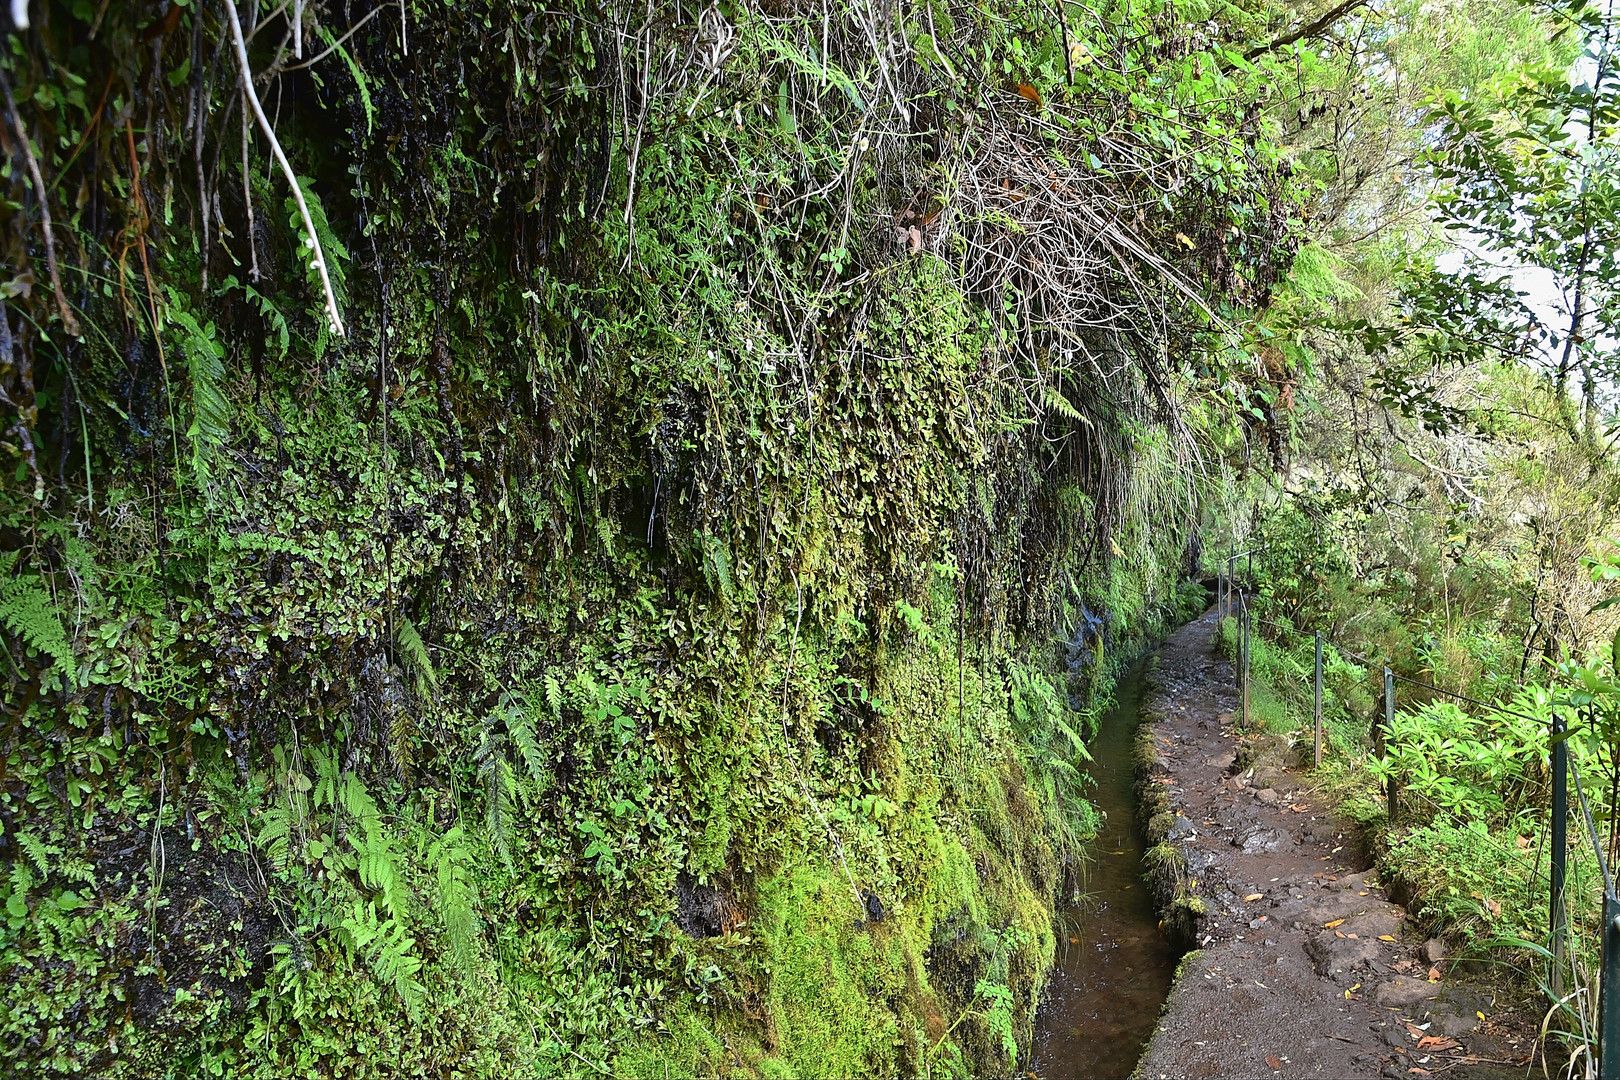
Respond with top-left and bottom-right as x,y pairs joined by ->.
1235,824 -> 1293,854
1422,938 -> 1446,965
1375,975 -> 1442,1007
1304,930 -> 1381,977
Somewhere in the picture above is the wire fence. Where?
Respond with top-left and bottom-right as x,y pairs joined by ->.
1217,565 -> 1620,1076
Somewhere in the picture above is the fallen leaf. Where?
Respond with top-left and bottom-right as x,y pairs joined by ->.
1379,935 -> 1396,941
1346,933 -> 1359,939
1244,893 -> 1264,902
1334,931 -> 1345,939
1265,1055 -> 1282,1070
1324,918 -> 1346,929
1176,231 -> 1197,250
1416,1035 -> 1459,1051
1069,937 -> 1079,944
1477,1011 -> 1486,1021
1516,835 -> 1531,850
1428,966 -> 1442,981
1015,82 -> 1042,106
1485,898 -> 1502,918
1358,890 -> 1369,896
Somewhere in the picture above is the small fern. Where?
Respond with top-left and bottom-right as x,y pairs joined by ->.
0,553 -> 74,679
543,672 -> 564,724
475,718 -> 514,867
15,831 -> 57,878
426,826 -> 481,980
340,898 -> 425,1018
500,690 -> 549,792
163,293 -> 232,482
285,176 -> 349,312
395,617 -> 437,700
386,689 -> 417,778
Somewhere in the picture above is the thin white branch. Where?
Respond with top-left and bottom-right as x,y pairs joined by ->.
224,0 -> 344,337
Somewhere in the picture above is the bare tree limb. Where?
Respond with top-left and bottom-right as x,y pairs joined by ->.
1245,0 -> 1370,61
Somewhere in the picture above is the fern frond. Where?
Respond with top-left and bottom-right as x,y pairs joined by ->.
16,832 -> 56,877
386,697 -> 417,779
341,898 -> 425,1018
353,821 -> 408,925
504,698 -> 549,793
163,297 -> 232,482
429,826 -> 481,980
255,805 -> 294,870
543,672 -> 563,724
0,574 -> 73,677
1040,381 -> 1092,427
395,617 -> 437,699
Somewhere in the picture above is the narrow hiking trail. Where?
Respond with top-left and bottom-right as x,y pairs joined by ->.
1126,607 -> 1535,1080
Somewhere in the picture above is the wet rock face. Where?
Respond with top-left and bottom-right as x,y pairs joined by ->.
674,872 -> 732,938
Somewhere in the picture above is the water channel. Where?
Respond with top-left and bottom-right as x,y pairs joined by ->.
1027,659 -> 1181,1079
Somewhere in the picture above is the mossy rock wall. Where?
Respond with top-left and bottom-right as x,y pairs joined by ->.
0,0 -> 1293,1074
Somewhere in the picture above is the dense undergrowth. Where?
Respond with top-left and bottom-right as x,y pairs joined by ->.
0,0 -> 1303,1074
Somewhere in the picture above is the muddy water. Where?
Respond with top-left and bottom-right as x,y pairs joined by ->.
1028,661 -> 1180,1079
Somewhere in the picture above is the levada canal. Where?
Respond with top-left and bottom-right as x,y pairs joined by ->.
1028,659 -> 1181,1079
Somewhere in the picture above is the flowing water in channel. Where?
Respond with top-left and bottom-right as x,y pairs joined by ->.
1027,660 -> 1180,1079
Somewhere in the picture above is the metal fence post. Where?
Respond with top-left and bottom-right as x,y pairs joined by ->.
1241,601 -> 1251,729
1382,667 -> 1398,822
1552,710 -> 1568,995
1603,893 -> 1620,1079
1313,631 -> 1323,768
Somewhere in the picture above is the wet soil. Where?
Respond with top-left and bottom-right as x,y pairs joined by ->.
1128,608 -> 1538,1079
1028,660 -> 1180,1079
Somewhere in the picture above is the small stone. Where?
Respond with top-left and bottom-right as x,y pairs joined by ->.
1381,1064 -> 1406,1080
1421,938 -> 1446,965
1383,1028 -> 1407,1049
1256,788 -> 1280,805
1167,816 -> 1199,841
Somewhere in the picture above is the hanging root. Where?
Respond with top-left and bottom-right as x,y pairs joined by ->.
224,0 -> 344,336
0,71 -> 80,338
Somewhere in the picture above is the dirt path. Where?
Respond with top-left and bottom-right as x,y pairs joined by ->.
1130,608 -> 1533,1080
